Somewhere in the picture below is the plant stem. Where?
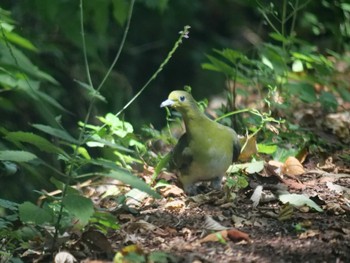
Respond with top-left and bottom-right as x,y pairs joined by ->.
51,0 -> 135,253
114,25 -> 191,118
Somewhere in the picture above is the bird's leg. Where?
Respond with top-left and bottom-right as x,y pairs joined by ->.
183,184 -> 199,196
210,176 -> 223,190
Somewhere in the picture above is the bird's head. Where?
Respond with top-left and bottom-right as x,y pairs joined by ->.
160,90 -> 196,113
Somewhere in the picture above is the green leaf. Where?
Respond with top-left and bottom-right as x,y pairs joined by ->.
0,42 -> 58,84
75,80 -> 107,102
338,86 -> 350,102
272,147 -> 299,162
91,211 -> 120,231
99,113 -> 134,137
261,55 -> 274,69
203,55 -> 234,76
319,91 -> 338,111
0,150 -> 37,162
228,161 -> 264,174
278,193 -> 323,212
286,82 -> 317,103
112,0 -> 129,26
341,3 -> 350,12
104,170 -> 161,199
5,131 -> 66,155
62,195 -> 94,226
245,161 -> 264,174
32,124 -> 78,144
3,31 -> 38,51
19,202 -> 54,224
269,32 -> 289,43
50,177 -> 80,196
292,60 -> 304,72
258,144 -> 277,154
0,198 -> 18,211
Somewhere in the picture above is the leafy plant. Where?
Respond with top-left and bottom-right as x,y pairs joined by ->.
0,0 -> 190,259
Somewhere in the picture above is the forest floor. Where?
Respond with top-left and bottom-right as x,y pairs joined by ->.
61,148 -> 350,263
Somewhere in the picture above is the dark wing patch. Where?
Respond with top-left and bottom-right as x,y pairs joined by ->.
170,133 -> 193,175
232,137 -> 241,162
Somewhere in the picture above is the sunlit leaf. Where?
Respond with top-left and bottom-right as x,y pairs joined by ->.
292,60 -> 304,72
278,193 -> 323,212
258,144 -> 277,154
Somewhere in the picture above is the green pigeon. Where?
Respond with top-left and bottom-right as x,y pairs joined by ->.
161,90 -> 241,195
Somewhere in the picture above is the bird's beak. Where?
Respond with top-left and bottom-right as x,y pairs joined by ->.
160,99 -> 175,108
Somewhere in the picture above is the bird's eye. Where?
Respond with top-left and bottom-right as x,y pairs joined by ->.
179,96 -> 185,102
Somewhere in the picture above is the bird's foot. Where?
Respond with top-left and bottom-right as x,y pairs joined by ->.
210,177 -> 223,191
183,184 -> 199,196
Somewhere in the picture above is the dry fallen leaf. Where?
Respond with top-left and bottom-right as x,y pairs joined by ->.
199,229 -> 250,243
299,229 -> 320,239
250,185 -> 263,208
159,184 -> 184,197
238,135 -> 258,162
282,156 -> 305,176
55,251 -> 77,263
266,160 -> 284,177
203,215 -> 228,231
226,229 -> 251,243
164,200 -> 185,212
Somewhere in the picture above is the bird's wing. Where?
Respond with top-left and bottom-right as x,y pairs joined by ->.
170,133 -> 193,174
232,131 -> 241,162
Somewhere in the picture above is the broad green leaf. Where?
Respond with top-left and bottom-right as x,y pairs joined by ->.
0,42 -> 58,84
104,170 -> 161,199
319,91 -> 338,111
62,195 -> 94,226
5,131 -> 66,155
19,202 -> 54,224
98,113 -> 133,138
245,161 -> 264,174
0,150 -> 37,162
258,144 -> 277,154
227,161 -> 264,174
286,82 -> 317,103
32,124 -> 78,144
278,193 -> 323,212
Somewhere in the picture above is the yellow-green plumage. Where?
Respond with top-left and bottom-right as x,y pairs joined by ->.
161,90 -> 240,195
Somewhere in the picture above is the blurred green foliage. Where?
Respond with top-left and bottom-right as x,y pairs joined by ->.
1,1 -> 350,259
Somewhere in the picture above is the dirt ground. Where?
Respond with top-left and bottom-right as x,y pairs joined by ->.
61,150 -> 350,263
